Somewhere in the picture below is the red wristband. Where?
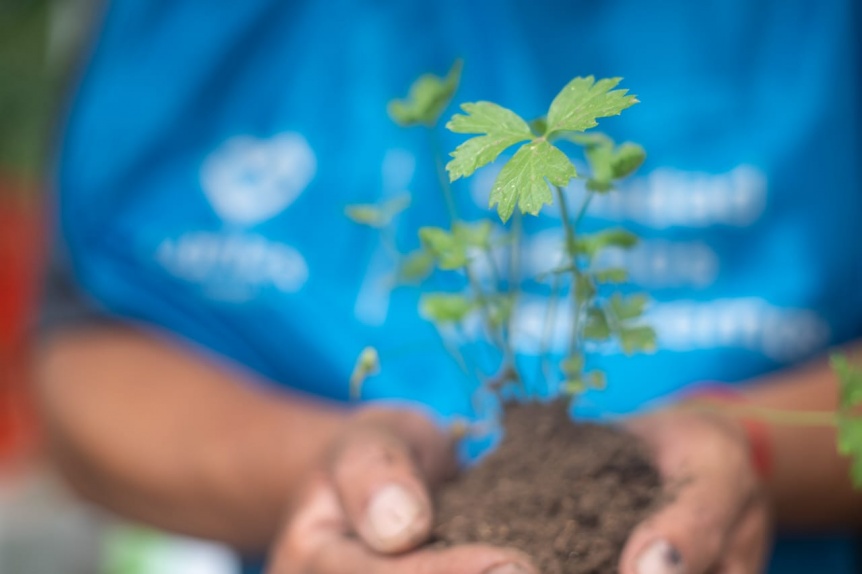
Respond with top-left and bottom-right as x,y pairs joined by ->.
679,384 -> 773,483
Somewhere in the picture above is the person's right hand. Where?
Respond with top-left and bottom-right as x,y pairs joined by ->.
266,405 -> 535,574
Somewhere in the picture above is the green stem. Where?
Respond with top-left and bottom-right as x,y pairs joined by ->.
537,271 -> 562,388
428,130 -> 459,222
689,403 -> 841,427
555,185 -> 586,366
428,128 -> 519,390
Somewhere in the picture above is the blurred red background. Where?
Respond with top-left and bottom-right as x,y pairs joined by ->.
0,176 -> 44,462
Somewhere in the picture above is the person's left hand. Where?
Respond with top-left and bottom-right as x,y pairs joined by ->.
618,408 -> 773,574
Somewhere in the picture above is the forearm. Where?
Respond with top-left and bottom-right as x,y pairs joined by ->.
737,343 -> 862,529
35,324 -> 347,552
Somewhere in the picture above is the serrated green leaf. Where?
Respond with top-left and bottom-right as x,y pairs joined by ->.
608,293 -> 649,322
619,325 -> 657,355
446,101 -> 533,181
577,228 -> 639,259
388,59 -> 462,127
398,249 -> 435,283
611,142 -> 646,179
583,307 -> 611,341
453,220 -> 493,249
593,268 -> 629,284
418,227 -> 469,270
489,139 -> 577,222
546,76 -> 639,136
832,354 -> 862,409
837,416 -> 862,487
345,194 -> 411,228
419,293 -> 474,323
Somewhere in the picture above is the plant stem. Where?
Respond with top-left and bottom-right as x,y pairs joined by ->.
689,403 -> 841,427
537,271 -> 562,388
555,185 -> 586,367
428,130 -> 459,222
428,128 -> 520,390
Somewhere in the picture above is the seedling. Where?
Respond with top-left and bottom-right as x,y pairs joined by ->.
347,61 -> 654,408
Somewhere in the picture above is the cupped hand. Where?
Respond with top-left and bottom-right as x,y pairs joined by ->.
266,406 -> 535,574
619,408 -> 773,574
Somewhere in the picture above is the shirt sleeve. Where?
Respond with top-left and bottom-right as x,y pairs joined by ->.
37,221 -> 111,336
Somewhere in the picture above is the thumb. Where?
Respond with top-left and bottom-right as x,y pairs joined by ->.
329,408 -> 455,554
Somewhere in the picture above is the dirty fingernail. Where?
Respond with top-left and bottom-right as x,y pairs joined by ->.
483,563 -> 530,574
366,484 -> 423,544
637,540 -> 685,574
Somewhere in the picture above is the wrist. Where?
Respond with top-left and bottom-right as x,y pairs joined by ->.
677,384 -> 774,485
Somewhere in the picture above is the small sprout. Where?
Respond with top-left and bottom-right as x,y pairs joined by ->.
419,226 -> 469,270
593,268 -> 629,284
349,346 -> 380,401
419,293 -> 474,324
388,59 -> 463,127
398,249 -> 436,284
345,194 -> 411,228
576,228 -> 639,260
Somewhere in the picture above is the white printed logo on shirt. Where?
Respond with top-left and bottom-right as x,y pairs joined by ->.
156,133 -> 315,302
201,132 -> 316,227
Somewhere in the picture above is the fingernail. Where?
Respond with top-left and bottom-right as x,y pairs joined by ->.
636,540 -> 685,574
366,484 -> 422,544
483,563 -> 530,574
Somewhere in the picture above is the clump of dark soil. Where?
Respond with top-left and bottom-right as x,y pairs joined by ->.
433,400 -> 662,574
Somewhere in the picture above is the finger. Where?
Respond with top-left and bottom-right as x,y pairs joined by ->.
717,501 -> 772,574
618,475 -> 746,574
329,412 -> 451,553
269,478 -> 536,574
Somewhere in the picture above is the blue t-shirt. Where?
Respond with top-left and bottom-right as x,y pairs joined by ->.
56,1 -> 862,572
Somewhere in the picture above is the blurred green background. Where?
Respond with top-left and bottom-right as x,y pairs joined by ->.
0,0 -> 61,183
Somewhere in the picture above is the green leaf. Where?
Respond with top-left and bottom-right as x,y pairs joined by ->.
619,325 -> 657,355
453,220 -> 493,249
585,371 -> 607,390
608,293 -> 649,322
349,346 -> 380,401
561,355 -> 584,378
446,101 -> 533,181
562,379 -> 587,395
565,132 -> 613,148
611,142 -> 646,179
832,354 -> 862,409
488,294 -> 515,329
837,416 -> 862,488
529,116 -> 548,137
577,228 -> 639,259
419,293 -> 474,324
593,268 -> 629,284
583,308 -> 611,341
574,274 -> 596,302
398,249 -> 435,283
546,76 -> 639,136
388,59 -> 462,127
584,142 -> 615,192
418,226 -> 468,270
489,139 -> 577,222
345,194 -> 411,228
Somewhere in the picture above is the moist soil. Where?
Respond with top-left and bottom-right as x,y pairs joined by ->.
433,400 -> 662,574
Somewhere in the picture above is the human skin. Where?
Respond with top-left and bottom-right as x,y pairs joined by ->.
36,324 -> 862,574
